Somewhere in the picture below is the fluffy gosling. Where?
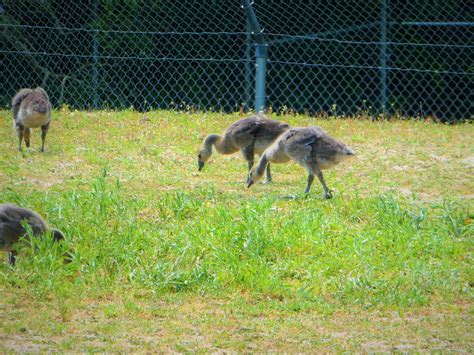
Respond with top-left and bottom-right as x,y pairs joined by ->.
0,203 -> 64,266
12,87 -> 52,152
197,114 -> 290,183
247,126 -> 355,197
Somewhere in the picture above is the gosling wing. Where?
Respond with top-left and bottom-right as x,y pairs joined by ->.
12,89 -> 33,121
282,128 -> 320,165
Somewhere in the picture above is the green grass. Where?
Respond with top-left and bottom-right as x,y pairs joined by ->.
0,109 -> 473,351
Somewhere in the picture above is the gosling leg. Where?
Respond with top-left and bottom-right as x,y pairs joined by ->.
263,163 -> 272,184
24,128 -> 31,148
23,127 -> 31,148
40,122 -> 50,152
243,145 -> 255,183
8,251 -> 17,267
316,171 -> 333,199
246,160 -> 254,184
15,123 -> 24,151
247,160 -> 254,171
305,174 -> 314,194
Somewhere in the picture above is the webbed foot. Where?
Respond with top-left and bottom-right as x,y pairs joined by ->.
324,190 -> 333,199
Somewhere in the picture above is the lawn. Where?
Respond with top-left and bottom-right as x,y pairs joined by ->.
0,109 -> 473,352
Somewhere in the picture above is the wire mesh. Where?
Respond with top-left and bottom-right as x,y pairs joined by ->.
1,0 -> 472,121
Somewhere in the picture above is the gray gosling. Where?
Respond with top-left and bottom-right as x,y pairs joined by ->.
247,126 -> 355,198
198,114 -> 290,182
0,203 -> 64,266
12,87 -> 52,152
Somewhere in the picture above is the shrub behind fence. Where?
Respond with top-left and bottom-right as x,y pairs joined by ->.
1,1 -> 472,121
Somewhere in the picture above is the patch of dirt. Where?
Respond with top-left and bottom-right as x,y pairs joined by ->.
430,154 -> 449,163
462,156 -> 474,167
393,165 -> 410,171
22,176 -> 65,189
0,298 -> 473,352
0,334 -> 49,352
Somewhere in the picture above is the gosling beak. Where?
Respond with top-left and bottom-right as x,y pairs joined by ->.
198,161 -> 204,171
345,147 -> 356,156
247,180 -> 254,188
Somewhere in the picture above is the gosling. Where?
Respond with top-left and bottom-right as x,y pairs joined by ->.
197,114 -> 290,182
12,87 -> 52,152
0,203 -> 64,266
247,126 -> 355,198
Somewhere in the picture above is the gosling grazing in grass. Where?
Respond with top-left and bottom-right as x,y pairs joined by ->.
12,87 -> 52,152
198,114 -> 290,182
247,126 -> 355,197
0,203 -> 64,266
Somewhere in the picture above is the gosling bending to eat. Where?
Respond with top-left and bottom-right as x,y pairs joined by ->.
197,114 -> 290,183
247,126 -> 355,198
0,203 -> 64,266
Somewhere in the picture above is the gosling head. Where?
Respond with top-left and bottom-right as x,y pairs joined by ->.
197,149 -> 211,171
23,90 -> 50,116
339,145 -> 356,161
30,98 -> 49,114
329,141 -> 356,165
51,229 -> 65,242
247,166 -> 264,188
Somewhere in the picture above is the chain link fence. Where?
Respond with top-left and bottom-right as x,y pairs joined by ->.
1,1 -> 472,121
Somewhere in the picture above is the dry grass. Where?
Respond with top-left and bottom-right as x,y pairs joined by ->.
1,290 -> 472,352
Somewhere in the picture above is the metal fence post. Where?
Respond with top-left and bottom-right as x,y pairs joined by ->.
241,0 -> 267,113
244,20 -> 253,112
379,0 -> 388,114
92,0 -> 100,109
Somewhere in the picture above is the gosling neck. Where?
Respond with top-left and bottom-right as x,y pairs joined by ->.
204,134 -> 233,154
255,153 -> 270,178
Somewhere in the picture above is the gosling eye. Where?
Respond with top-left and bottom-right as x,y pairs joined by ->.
198,154 -> 201,159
